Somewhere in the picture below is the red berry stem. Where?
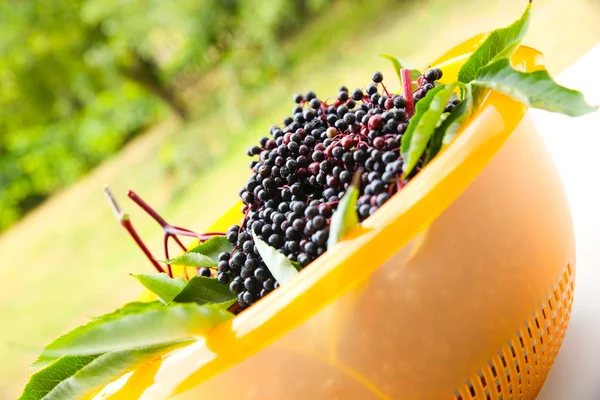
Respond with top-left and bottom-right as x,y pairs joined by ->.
105,187 -> 226,278
401,68 -> 415,118
127,190 -> 169,227
380,82 -> 390,96
126,190 -> 226,278
127,190 -> 224,241
103,186 -> 166,274
164,237 -> 174,278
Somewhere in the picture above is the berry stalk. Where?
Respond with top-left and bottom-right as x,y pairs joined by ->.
401,68 -> 415,118
103,186 -> 165,274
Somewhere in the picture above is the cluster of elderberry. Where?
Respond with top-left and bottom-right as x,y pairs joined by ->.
216,68 -> 455,309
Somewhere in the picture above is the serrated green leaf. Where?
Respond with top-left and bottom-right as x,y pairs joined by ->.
401,84 -> 456,176
458,4 -> 531,83
186,236 -> 232,260
162,236 -> 232,267
212,298 -> 238,309
327,173 -> 360,248
42,303 -> 233,357
471,58 -> 598,116
253,234 -> 298,285
380,54 -> 421,86
92,301 -> 165,320
205,301 -> 237,310
20,343 -> 187,400
32,302 -> 165,369
19,356 -> 97,400
426,84 -> 474,162
163,252 -> 215,267
132,273 -> 186,304
171,276 -> 236,305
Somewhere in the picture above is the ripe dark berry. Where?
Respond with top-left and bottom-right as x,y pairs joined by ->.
372,71 -> 383,83
305,90 -> 317,101
254,268 -> 267,281
332,146 -> 344,159
393,95 -> 406,109
382,151 -> 397,163
413,89 -> 425,100
445,103 -> 456,113
377,192 -> 390,206
424,69 -> 437,82
293,93 -> 304,104
313,215 -> 326,229
425,68 -> 443,81
243,291 -> 256,304
359,204 -> 370,218
343,113 -> 356,125
268,234 -> 281,246
244,277 -> 259,292
218,272 -> 230,285
264,278 -> 275,291
335,120 -> 348,132
352,88 -> 363,101
218,260 -> 230,273
297,253 -> 310,267
226,231 -> 238,243
366,84 -> 378,95
230,279 -> 244,295
305,206 -> 319,219
245,258 -> 258,271
199,267 -> 211,277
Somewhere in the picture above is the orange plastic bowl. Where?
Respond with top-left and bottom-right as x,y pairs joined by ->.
95,41 -> 575,400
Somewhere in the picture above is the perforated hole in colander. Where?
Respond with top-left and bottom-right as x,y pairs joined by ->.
453,263 -> 574,400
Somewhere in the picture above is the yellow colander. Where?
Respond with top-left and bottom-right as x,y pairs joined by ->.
94,39 -> 575,400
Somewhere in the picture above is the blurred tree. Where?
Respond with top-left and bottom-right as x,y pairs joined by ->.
0,0 -> 334,231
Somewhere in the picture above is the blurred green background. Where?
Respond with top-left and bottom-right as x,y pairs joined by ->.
0,0 -> 598,397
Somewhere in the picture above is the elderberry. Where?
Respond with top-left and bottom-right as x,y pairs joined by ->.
220,67 -> 454,309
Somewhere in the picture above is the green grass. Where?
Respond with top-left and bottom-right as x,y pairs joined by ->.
1,0 -> 599,397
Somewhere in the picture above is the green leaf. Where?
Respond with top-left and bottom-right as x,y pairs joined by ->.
132,273 -> 186,304
253,235 -> 299,285
380,54 -> 421,86
163,252 -> 215,267
171,276 -> 236,305
327,173 -> 360,248
471,58 -> 598,116
212,298 -> 238,309
41,302 -> 233,358
457,4 -> 531,83
401,84 -> 456,176
426,84 -> 474,163
291,260 -> 303,271
20,343 -> 187,400
91,301 -> 165,320
162,236 -> 232,267
19,356 -> 97,400
32,302 -> 165,369
186,236 -> 232,260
